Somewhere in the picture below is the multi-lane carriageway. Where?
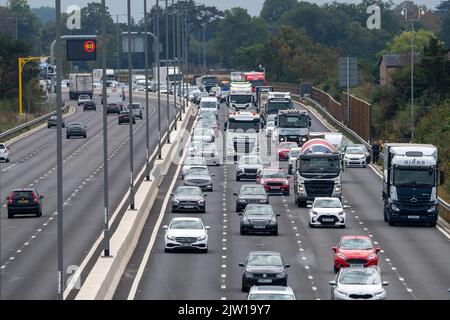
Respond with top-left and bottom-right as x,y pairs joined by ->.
0,90 -> 179,299
114,100 -> 450,300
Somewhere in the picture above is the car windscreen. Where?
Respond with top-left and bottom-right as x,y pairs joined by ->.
314,199 -> 342,208
262,171 -> 285,179
0,144 -> 5,149
248,294 -> 294,300
230,95 -> 252,104
184,158 -> 206,165
244,205 -> 273,216
201,102 -> 217,109
187,168 -> 209,176
339,269 -> 380,285
340,238 -> 373,250
175,187 -> 202,196
346,148 -> 365,155
278,115 -> 309,128
241,186 -> 266,195
170,220 -> 203,230
279,143 -> 297,149
247,254 -> 283,267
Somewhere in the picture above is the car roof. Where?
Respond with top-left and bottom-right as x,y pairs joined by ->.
12,188 -> 36,192
249,286 -> 294,294
200,97 -> 218,102
314,197 -> 340,201
171,217 -> 202,221
245,204 -> 273,209
340,235 -> 371,241
240,184 -> 264,189
69,122 -> 83,125
248,251 -> 281,256
175,186 -> 202,191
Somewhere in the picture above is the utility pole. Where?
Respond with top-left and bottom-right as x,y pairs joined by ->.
127,0 -> 135,210
157,0 -> 162,159
165,0 -> 171,143
144,0 -> 151,180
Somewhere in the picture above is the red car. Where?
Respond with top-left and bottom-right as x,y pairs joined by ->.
256,168 -> 290,196
277,142 -> 299,161
332,235 -> 381,273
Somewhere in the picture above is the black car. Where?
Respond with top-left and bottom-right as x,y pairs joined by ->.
47,115 -> 65,128
106,103 -> 121,115
171,186 -> 206,213
239,251 -> 290,292
239,204 -> 280,236
234,185 -> 269,212
7,188 -> 44,218
184,167 -> 214,191
66,122 -> 87,139
83,100 -> 97,111
118,110 -> 136,125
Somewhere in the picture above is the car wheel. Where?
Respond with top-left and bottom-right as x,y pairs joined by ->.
66,135 -> 70,139
388,220 -> 396,226
48,125 -> 51,128
241,284 -> 249,292
6,158 -> 10,163
201,208 -> 206,213
7,212 -> 14,219
383,209 -> 388,222
236,175 -> 240,181
240,228 -> 246,235
429,222 -> 437,227
172,208 -> 178,213
334,266 -> 339,273
201,248 -> 208,254
298,200 -> 305,208
284,191 -> 290,196
309,222 -> 314,228
164,248 -> 171,253
340,224 -> 346,229
288,165 -> 292,175
273,229 -> 278,236
83,134 -> 87,138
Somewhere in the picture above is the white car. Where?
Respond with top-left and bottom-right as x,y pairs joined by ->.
287,147 -> 301,174
247,286 -> 296,300
308,197 -> 348,228
329,266 -> 389,300
188,141 -> 220,166
77,94 -> 91,106
163,217 -> 209,253
192,128 -> 215,143
235,155 -> 264,181
181,157 -> 207,179
344,146 -> 368,168
0,143 -> 10,162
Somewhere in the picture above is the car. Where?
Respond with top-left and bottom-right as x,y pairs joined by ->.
234,184 -> 269,212
159,84 -> 172,94
256,168 -> 290,196
277,141 -> 299,161
83,100 -> 97,111
106,103 -> 121,115
192,128 -> 215,143
196,119 -> 219,136
131,103 -> 143,119
118,110 -> 136,125
77,94 -> 91,106
344,145 -> 368,168
239,204 -> 280,236
332,235 -> 381,273
0,143 -> 10,162
329,266 -> 389,300
308,197 -> 348,228
66,122 -> 87,139
287,147 -> 301,174
171,186 -> 206,213
235,155 -> 264,181
189,89 -> 202,102
187,141 -> 220,166
239,251 -> 290,292
6,188 -> 44,218
184,167 -> 214,191
344,144 -> 371,163
247,286 -> 296,300
163,217 -> 209,253
47,115 -> 65,128
181,157 -> 207,180
194,91 -> 209,105
199,97 -> 219,117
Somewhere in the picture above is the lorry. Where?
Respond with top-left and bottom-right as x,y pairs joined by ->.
272,109 -> 311,146
262,92 -> 294,123
382,143 -> 445,227
93,69 -> 115,82
255,86 -> 273,109
228,82 -> 253,112
197,75 -> 219,93
69,73 -> 93,100
293,138 -> 343,207
224,111 -> 261,163
100,86 -> 125,105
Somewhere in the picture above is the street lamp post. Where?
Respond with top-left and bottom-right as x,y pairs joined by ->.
401,7 -> 425,143
165,0 -> 171,144
157,0 -> 162,159
144,0 -> 150,180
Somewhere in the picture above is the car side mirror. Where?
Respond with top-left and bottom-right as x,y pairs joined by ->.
287,176 -> 291,179
375,247 -> 381,253
170,193 -> 174,197
204,194 -> 207,197
329,281 -> 337,286
343,205 -> 351,209
233,193 -> 238,196
307,204 -> 312,208
276,213 -> 280,217
382,281 -> 389,287
205,226 -> 210,230
238,263 -> 245,267
211,174 -> 215,177
162,225 -> 168,230
238,213 -> 243,216
332,246 -> 337,252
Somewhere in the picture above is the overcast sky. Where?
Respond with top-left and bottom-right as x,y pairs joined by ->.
0,0 -> 443,18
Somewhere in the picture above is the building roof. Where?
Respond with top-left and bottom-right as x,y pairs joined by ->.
378,53 -> 421,68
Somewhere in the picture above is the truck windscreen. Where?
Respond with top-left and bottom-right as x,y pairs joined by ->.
267,101 -> 293,113
278,115 -> 309,128
230,95 -> 252,104
227,119 -> 260,133
394,168 -> 435,187
250,80 -> 265,87
202,77 -> 218,86
299,157 -> 341,173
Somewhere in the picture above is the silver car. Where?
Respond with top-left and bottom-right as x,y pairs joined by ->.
192,128 -> 215,143
247,286 -> 296,300
184,167 -> 214,191
329,267 -> 389,300
181,157 -> 207,179
235,155 -> 264,181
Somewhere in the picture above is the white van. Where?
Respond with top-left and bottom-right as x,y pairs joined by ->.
199,96 -> 219,117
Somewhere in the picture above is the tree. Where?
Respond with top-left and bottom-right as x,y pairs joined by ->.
8,0 -> 43,53
440,13 -> 450,48
260,0 -> 297,24
386,29 -> 437,54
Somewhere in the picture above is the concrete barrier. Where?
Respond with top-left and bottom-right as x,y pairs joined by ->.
76,102 -> 194,300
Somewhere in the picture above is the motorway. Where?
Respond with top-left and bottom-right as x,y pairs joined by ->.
114,100 -> 450,300
0,90 -> 179,299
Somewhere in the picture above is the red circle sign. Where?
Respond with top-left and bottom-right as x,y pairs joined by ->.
84,40 -> 96,53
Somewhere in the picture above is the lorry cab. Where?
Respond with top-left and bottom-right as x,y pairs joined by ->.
199,97 -> 219,117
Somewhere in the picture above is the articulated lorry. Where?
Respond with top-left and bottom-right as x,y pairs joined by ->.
69,73 -> 93,100
383,143 -> 445,227
228,82 -> 253,112
262,92 -> 294,123
293,138 -> 343,207
272,109 -> 311,146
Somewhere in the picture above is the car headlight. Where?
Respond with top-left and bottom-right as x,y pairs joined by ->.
367,253 -> 377,260
335,185 -> 342,193
338,210 -> 344,215
269,217 -> 277,224
299,185 -> 304,192
427,205 -> 437,212
173,200 -> 179,205
336,288 -> 347,296
337,253 -> 346,260
374,289 -> 385,296
391,203 -> 400,212
198,200 -> 205,205
258,199 -> 268,204
238,199 -> 247,203
275,271 -> 286,278
197,235 -> 206,241
166,234 -> 175,240
244,272 -> 253,277
283,180 -> 289,185
311,211 -> 318,215
302,137 -> 307,142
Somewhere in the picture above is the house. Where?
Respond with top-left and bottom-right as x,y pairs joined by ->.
378,53 -> 421,85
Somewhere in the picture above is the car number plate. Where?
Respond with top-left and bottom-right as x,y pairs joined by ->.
253,226 -> 266,229
18,200 -> 29,204
408,215 -> 420,219
322,218 -> 334,222
271,186 -> 280,190
349,264 -> 364,268
184,205 -> 194,209
257,279 -> 272,283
